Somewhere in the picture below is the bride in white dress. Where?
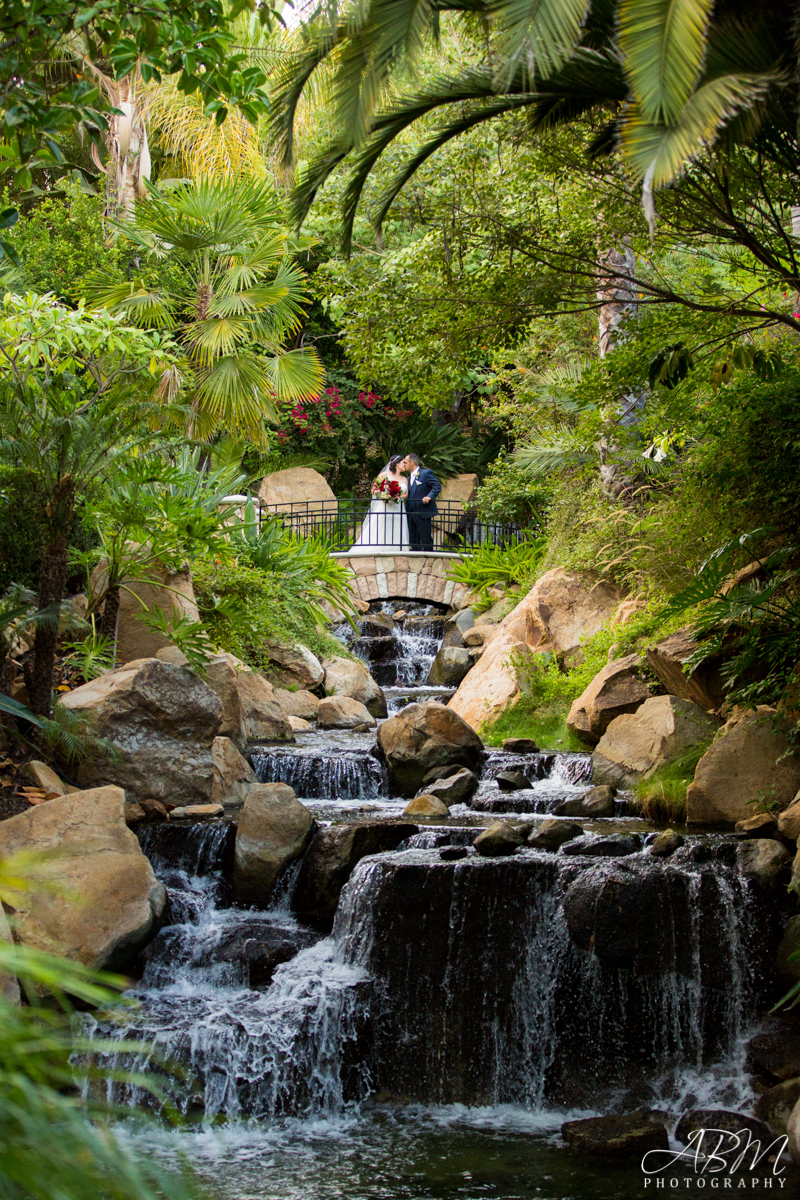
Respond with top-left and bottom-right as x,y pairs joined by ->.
352,454 -> 410,550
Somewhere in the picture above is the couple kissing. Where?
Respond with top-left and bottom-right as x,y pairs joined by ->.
353,453 -> 442,552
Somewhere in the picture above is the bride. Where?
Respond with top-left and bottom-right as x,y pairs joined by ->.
351,454 -> 410,550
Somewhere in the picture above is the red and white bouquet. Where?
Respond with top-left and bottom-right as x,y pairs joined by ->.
371,477 -> 403,503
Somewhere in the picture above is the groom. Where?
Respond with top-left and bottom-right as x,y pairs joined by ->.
403,453 -> 441,552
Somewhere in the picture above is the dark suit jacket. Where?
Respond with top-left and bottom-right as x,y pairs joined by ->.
406,467 -> 441,515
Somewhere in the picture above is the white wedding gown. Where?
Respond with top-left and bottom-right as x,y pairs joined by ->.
352,481 -> 410,550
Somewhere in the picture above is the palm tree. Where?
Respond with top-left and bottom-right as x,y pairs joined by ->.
85,177 -> 324,439
269,0 -> 792,250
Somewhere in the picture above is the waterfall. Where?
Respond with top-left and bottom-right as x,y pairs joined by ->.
251,747 -> 388,800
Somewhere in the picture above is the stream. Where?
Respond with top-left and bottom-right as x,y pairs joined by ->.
87,602 -> 799,1198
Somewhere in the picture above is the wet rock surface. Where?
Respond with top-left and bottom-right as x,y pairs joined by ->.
561,1109 -> 669,1157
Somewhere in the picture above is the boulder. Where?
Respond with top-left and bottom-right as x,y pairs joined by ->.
440,846 -> 468,861
496,770 -> 531,792
288,715 -> 312,732
155,645 -> 189,667
438,473 -> 478,507
125,797 -> 169,824
420,767 -> 479,807
235,671 -> 294,743
59,658 -> 223,805
649,829 -> 685,857
450,609 -> 475,636
473,596 -> 514,626
210,735 -> 256,806
233,783 -> 315,906
292,822 -> 418,928
736,839 -> 790,887
427,646 -> 473,687
317,695 -> 376,730
473,821 -> 522,857
687,707 -> 800,825
675,1110 -> 776,1159
503,738 -> 540,754
776,916 -> 800,982
170,803 -> 224,819
0,905 -> 19,1004
261,640 -> 324,691
561,1110 -> 669,1157
566,654 -> 652,747
203,654 -> 247,747
527,819 -> 583,851
358,613 -> 396,637
748,1023 -> 800,1083
322,656 -> 387,718
0,786 -> 165,969
274,688 -> 321,719
403,794 -> 450,817
378,701 -> 484,797
737,812 -> 779,837
645,627 -> 724,712
449,567 -> 622,730
561,834 -> 640,858
22,760 -> 66,796
554,785 -> 616,819
463,627 -> 493,647
591,695 -> 719,788
777,791 -> 800,841
97,558 -> 199,665
257,466 -> 336,510
755,1078 -> 800,1136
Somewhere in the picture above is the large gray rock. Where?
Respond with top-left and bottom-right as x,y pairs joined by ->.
736,838 -> 790,888
377,701 -> 484,797
566,654 -> 652,747
292,822 -> 418,929
322,656 -> 387,718
427,646 -> 473,687
592,695 -> 719,788
95,558 -> 199,665
645,627 -> 724,711
257,466 -> 336,510
60,658 -> 223,804
403,794 -> 450,817
755,1078 -> 800,1135
233,783 -> 315,906
527,819 -> 583,851
203,653 -> 247,747
236,670 -> 294,743
210,735 -> 256,806
0,786 -> 165,969
688,707 -> 800,825
473,821 -> 522,857
261,640 -> 324,691
554,785 -> 616,819
420,767 -> 479,807
317,695 -> 376,730
561,1110 -> 669,1157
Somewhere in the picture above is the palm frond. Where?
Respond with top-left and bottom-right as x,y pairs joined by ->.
264,346 -> 325,402
514,429 -> 595,476
490,0 -> 592,88
618,0 -> 713,123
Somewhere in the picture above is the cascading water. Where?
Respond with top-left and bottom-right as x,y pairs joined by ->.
81,595 -> 794,1199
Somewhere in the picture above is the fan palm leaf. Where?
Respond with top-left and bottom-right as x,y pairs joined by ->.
618,0 -> 713,123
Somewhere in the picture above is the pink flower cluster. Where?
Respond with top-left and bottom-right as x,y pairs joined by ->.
359,390 -> 381,409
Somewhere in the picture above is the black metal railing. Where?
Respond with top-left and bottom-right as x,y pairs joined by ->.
258,499 -> 539,552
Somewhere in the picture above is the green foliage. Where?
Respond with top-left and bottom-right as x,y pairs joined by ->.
447,539 -> 545,594
0,187 -> 122,300
481,699 -> 584,753
633,746 -> 710,824
62,618 -> 115,681
474,453 -> 549,526
139,610 -> 216,675
0,465 -> 96,591
85,178 -> 323,439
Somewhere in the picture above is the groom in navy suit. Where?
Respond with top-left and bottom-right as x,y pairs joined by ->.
402,453 -> 442,552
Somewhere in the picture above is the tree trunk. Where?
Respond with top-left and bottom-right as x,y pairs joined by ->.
596,242 -> 645,497
27,534 -> 69,717
100,583 -> 121,648
104,74 -> 150,224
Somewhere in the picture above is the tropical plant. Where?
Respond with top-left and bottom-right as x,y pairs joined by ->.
85,178 -> 325,440
0,293 -> 176,715
447,538 -> 545,593
139,608 -> 216,674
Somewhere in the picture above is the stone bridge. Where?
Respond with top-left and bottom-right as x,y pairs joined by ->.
333,551 -> 473,609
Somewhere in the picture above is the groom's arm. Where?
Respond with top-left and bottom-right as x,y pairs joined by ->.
422,469 -> 442,502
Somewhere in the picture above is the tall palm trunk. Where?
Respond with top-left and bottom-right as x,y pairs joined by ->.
86,67 -> 151,224
26,477 -> 75,717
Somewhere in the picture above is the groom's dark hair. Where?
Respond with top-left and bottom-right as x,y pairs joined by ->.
406,453 -> 421,466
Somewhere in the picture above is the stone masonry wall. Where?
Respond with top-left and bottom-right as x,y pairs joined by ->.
336,554 -> 473,608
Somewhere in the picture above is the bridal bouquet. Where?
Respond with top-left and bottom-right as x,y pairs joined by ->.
371,477 -> 403,502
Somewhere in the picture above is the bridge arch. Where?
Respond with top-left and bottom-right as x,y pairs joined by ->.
333,551 -> 473,608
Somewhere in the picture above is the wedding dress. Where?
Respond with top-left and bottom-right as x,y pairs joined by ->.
351,468 -> 410,550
